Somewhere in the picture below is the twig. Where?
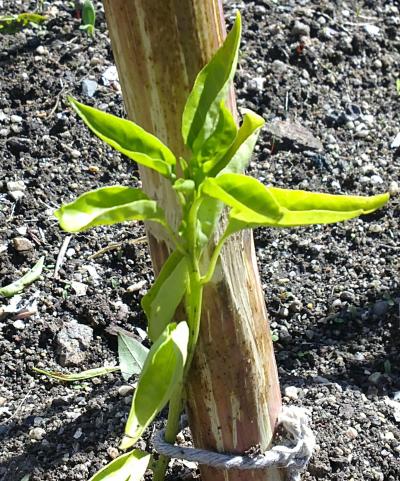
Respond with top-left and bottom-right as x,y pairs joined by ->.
88,236 -> 147,260
46,81 -> 65,119
54,235 -> 72,278
6,389 -> 32,424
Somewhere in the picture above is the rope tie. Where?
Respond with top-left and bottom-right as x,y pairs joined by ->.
153,406 -> 315,481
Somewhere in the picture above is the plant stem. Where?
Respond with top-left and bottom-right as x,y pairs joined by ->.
163,223 -> 186,255
200,231 -> 228,284
152,388 -> 183,481
153,197 -> 204,481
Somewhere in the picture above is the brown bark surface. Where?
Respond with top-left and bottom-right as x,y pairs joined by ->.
103,2 -> 284,480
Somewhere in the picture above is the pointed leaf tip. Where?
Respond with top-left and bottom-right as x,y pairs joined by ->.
55,185 -> 166,232
68,97 -> 176,178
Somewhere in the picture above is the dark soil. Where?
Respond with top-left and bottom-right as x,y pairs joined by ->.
0,1 -> 399,480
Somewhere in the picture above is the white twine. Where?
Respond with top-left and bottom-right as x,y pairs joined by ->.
153,406 -> 316,481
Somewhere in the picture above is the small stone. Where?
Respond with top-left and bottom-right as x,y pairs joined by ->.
35,45 -> 47,55
71,281 -> 88,297
102,66 -> 119,86
73,427 -> 82,439
126,280 -> 147,293
9,191 -> 25,201
389,181 -> 399,194
373,59 -> 382,69
82,79 -> 98,98
13,319 -> 25,330
118,385 -> 134,397
368,224 -> 383,233
70,149 -> 81,159
90,56 -> 103,66
271,60 -> 287,74
292,20 -> 310,37
56,321 -> 93,367
0,397 -> 6,407
345,427 -> 358,439
29,427 -> 46,441
364,24 -> 380,37
391,133 -> 400,149
370,174 -> 383,185
13,237 -> 34,252
107,446 -> 119,459
284,386 -> 299,400
383,431 -> 395,441
248,77 -> 265,92
88,165 -> 100,174
7,180 -> 25,193
66,248 -> 76,258
10,115 -> 23,124
289,300 -> 302,313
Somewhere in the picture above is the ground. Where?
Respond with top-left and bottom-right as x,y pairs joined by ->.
0,1 -> 399,480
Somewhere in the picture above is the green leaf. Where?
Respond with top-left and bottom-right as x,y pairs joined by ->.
202,173 -> 390,234
82,0 -> 96,36
267,187 -> 390,226
142,251 -> 188,342
182,12 -> 241,153
118,332 -> 148,381
0,257 -> 45,298
210,109 -> 265,176
196,197 -> 223,247
88,449 -> 150,481
120,322 -> 189,450
201,174 -> 281,226
196,102 -> 237,173
69,97 -> 176,178
0,13 -> 46,34
33,366 -> 119,382
173,178 -> 195,196
55,186 -> 167,233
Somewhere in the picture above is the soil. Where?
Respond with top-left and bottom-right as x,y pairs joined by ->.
0,1 -> 399,480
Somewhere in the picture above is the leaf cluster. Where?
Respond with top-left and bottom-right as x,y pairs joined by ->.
0,12 -> 46,34
49,11 -> 389,480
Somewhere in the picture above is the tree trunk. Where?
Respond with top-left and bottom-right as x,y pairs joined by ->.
103,2 -> 284,480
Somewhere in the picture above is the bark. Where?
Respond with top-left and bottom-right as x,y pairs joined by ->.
103,1 -> 284,480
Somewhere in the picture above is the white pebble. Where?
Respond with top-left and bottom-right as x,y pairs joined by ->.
284,386 -> 299,400
13,320 -> 25,330
29,427 -> 46,441
370,174 -> 383,185
118,385 -> 134,397
345,427 -> 358,439
10,115 -> 23,124
389,181 -> 399,194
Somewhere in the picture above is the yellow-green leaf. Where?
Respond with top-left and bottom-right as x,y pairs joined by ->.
0,257 -> 45,298
142,251 -> 189,342
197,102 -> 237,173
88,449 -> 150,481
120,322 -> 189,450
267,187 -> 390,226
212,109 -> 265,176
33,366 -> 119,382
118,332 -> 148,381
55,186 -> 166,232
182,12 -> 241,153
202,173 -> 390,234
69,97 -> 175,178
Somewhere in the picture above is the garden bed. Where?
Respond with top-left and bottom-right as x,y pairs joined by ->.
0,1 -> 399,480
